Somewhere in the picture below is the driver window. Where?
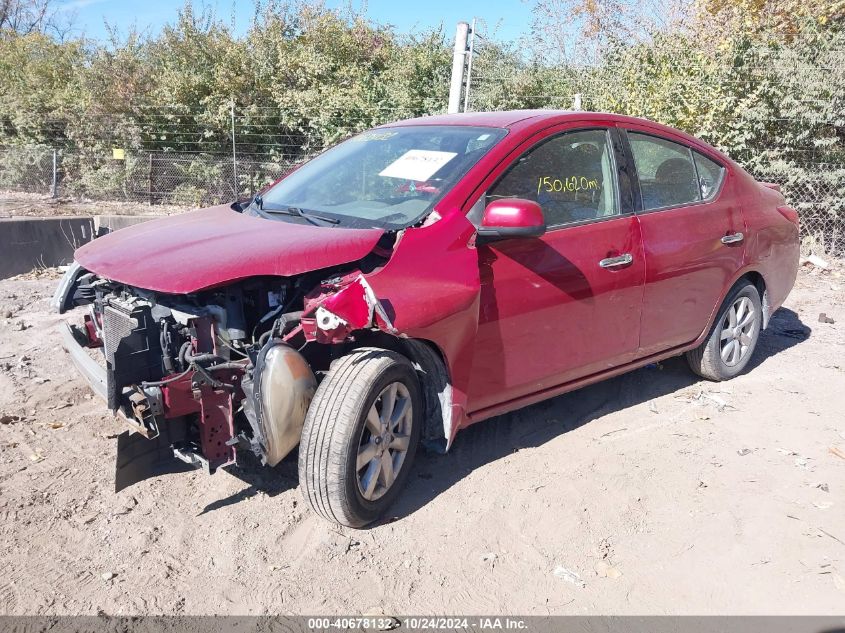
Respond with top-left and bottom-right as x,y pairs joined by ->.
487,129 -> 619,227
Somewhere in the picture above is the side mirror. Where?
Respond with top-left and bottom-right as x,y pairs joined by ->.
476,198 -> 546,242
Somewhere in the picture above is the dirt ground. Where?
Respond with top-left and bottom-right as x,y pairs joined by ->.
1,263 -> 844,616
0,191 -> 185,218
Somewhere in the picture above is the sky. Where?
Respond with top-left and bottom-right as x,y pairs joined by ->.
57,0 -> 532,42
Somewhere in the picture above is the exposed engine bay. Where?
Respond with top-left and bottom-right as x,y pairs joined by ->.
56,245 -> 402,474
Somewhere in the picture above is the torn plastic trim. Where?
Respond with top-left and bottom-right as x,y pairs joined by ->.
401,339 -> 452,453
322,274 -> 397,333
52,261 -> 85,313
303,274 -> 399,344
315,306 -> 348,331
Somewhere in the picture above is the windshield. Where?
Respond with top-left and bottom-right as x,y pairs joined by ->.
250,125 -> 507,229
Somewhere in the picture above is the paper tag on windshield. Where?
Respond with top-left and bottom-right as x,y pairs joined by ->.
379,149 -> 457,181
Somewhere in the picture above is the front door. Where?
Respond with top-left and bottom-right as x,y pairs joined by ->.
466,127 -> 646,414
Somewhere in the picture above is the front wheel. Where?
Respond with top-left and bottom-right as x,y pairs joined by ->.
686,281 -> 763,381
299,348 -> 422,527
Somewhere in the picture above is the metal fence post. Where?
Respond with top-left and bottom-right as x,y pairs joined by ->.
148,153 -> 153,205
231,100 -> 238,199
51,149 -> 57,198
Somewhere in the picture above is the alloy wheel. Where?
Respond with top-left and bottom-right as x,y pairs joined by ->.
719,295 -> 757,367
356,381 -> 413,501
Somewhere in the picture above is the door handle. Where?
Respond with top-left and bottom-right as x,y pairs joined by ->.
721,232 -> 744,245
598,253 -> 633,268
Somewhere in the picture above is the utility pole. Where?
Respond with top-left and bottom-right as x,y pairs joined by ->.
230,100 -> 238,198
448,22 -> 469,114
463,19 -> 476,113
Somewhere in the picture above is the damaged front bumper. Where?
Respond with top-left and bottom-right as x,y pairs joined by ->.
60,319 -> 184,443
60,320 -> 108,401
60,313 -> 248,472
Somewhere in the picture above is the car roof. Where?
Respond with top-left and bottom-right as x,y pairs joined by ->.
381,110 -> 559,128
380,109 -> 670,129
380,110 -> 728,162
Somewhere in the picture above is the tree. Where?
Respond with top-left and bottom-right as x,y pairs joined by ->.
0,0 -> 74,39
526,0 -> 693,64
695,0 -> 845,40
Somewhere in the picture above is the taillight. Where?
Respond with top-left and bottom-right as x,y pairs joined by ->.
777,205 -> 799,227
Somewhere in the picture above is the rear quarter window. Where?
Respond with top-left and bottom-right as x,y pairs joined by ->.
693,151 -> 726,200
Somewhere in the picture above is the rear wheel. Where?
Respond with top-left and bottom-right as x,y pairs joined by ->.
299,348 -> 422,527
686,281 -> 762,381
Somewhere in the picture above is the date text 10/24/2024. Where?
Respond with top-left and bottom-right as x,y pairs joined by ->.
307,617 -> 528,630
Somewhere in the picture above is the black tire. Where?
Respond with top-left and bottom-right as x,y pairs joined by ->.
299,348 -> 422,527
686,281 -> 763,381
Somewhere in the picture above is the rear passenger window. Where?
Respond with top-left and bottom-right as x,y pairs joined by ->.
487,129 -> 619,227
628,133 -> 700,210
693,151 -> 725,200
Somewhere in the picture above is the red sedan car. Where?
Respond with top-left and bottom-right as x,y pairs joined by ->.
55,110 -> 799,526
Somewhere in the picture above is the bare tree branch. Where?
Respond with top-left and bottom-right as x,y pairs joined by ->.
0,0 -> 73,37
527,0 -> 695,64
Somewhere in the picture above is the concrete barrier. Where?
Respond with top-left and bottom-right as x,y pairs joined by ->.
0,214 -> 160,279
94,214 -> 161,235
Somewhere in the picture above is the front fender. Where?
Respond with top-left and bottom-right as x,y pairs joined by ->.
365,211 -> 481,446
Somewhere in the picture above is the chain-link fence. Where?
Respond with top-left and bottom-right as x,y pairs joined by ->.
2,72 -> 844,256
0,146 -> 312,207
750,160 -> 845,256
0,146 -> 57,196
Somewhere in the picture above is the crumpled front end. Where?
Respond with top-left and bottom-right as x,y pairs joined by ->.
55,265 -> 318,474
56,207 -> 482,480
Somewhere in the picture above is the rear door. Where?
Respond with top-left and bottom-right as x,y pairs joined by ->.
622,126 -> 746,355
466,125 -> 646,413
